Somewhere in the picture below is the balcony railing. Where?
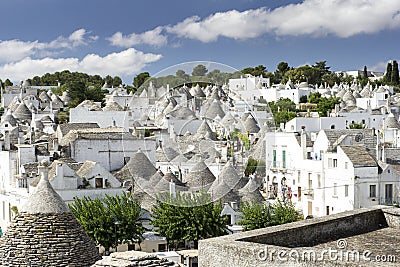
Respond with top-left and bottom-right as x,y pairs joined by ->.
17,177 -> 28,189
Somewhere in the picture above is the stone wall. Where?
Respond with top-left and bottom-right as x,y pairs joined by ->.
198,206 -> 400,267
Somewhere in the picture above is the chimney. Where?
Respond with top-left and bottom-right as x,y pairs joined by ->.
169,180 -> 176,198
301,126 -> 307,159
4,131 -> 10,150
382,145 -> 386,163
55,162 -> 63,179
38,159 -> 50,182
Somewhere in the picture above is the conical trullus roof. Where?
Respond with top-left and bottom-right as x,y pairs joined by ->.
195,120 -> 217,141
185,161 -> 216,191
204,100 -> 225,120
384,113 -> 400,129
239,178 -> 265,203
13,102 -> 32,120
21,170 -> 69,214
120,149 -> 157,181
244,115 -> 260,133
0,164 -> 101,266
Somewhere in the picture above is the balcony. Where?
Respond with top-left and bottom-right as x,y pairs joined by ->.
269,161 -> 290,173
17,177 -> 29,189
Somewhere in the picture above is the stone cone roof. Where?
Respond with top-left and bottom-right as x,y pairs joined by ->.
190,84 -> 206,97
209,88 -> 220,100
170,153 -> 188,163
156,146 -> 179,162
241,112 -> 250,121
103,101 -> 124,111
0,165 -> 101,266
167,105 -> 196,120
384,113 -> 400,129
116,150 -> 157,181
13,102 -> 32,120
2,110 -> 17,126
239,178 -> 265,203
244,115 -> 260,133
220,112 -> 237,128
39,91 -> 52,102
154,170 -> 187,192
204,100 -> 225,120
185,161 -> 216,191
208,162 -> 241,202
195,120 -> 217,141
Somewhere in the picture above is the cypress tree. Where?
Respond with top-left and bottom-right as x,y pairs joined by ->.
385,62 -> 393,83
363,65 -> 368,78
392,60 -> 399,85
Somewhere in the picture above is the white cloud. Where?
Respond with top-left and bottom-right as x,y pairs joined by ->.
368,61 -> 390,72
107,27 -> 168,47
166,0 -> 400,42
0,40 -> 39,63
0,29 -> 98,63
166,9 -> 269,42
0,48 -> 162,82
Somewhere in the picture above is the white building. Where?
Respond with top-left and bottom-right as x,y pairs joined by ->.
59,128 -> 156,171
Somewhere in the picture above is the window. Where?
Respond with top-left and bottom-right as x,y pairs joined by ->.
293,179 -> 296,185
298,187 -> 302,201
328,158 -> 337,168
95,178 -> 103,188
317,174 -> 321,188
330,125 -> 335,129
333,183 -> 338,196
385,184 -> 393,204
345,185 -> 349,197
308,173 -> 312,189
273,150 -> 277,168
298,171 -> 301,184
369,185 -> 377,198
345,162 -> 348,169
282,150 -> 286,168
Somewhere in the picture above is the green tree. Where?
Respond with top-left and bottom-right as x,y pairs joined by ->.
4,79 -> 13,87
392,61 -> 399,85
66,81 -> 86,107
299,95 -> 308,103
239,200 -> 300,231
282,65 -> 321,85
384,62 -> 393,84
69,192 -> 144,253
268,98 -> 297,126
316,96 -> 340,117
104,75 -> 113,87
363,65 -> 368,78
133,72 -> 150,89
348,122 -> 365,129
176,70 -> 188,79
308,92 -> 322,104
112,76 -> 122,87
151,192 -> 227,249
192,64 -> 208,76
245,158 -> 258,177
313,61 -> 331,75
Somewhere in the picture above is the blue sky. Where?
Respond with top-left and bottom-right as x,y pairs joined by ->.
1,0 -> 400,84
